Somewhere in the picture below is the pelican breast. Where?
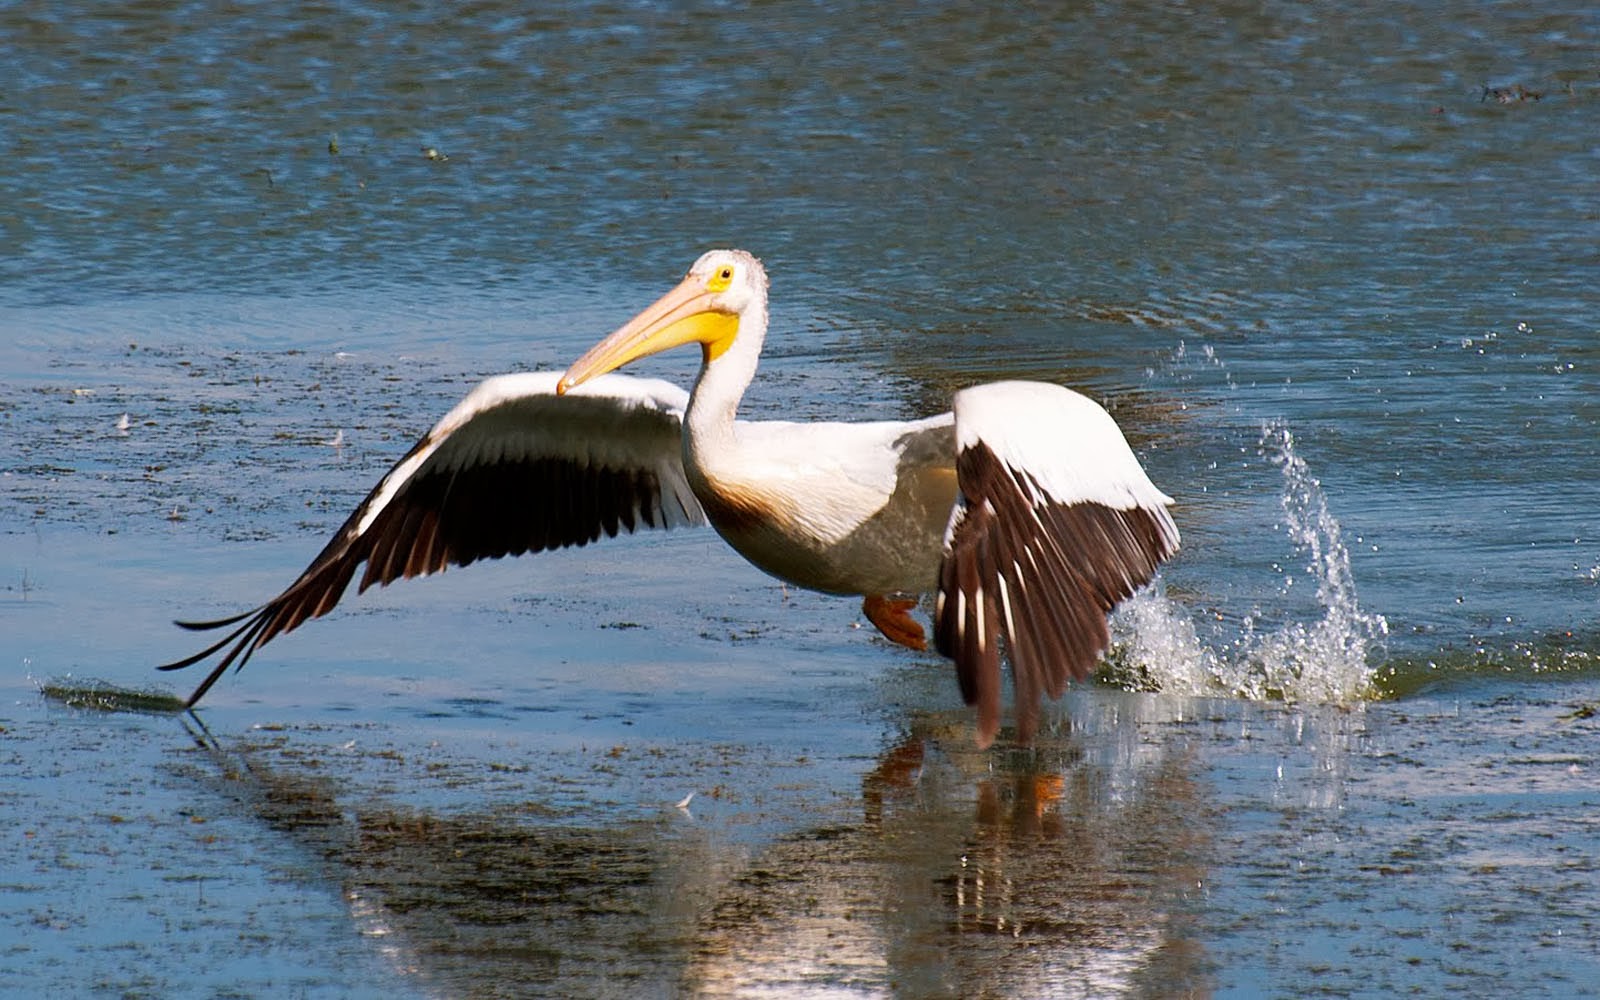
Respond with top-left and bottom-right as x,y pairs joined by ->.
689,415 -> 957,596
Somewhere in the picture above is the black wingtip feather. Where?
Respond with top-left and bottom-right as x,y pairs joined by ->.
937,441 -> 1177,748
158,384 -> 704,706
157,612 -> 266,671
172,607 -> 262,632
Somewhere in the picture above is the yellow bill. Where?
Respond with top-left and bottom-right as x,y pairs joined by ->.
558,269 -> 741,394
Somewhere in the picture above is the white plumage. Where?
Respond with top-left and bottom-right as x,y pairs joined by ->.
953,381 -> 1178,519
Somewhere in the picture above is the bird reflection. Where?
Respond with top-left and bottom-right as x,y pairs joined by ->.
689,721 -> 1213,998
180,705 -> 1213,998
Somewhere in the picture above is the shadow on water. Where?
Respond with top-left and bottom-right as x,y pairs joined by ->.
176,705 -> 1214,999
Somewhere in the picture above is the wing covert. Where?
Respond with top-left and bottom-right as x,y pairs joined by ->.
933,381 -> 1179,747
160,371 -> 705,706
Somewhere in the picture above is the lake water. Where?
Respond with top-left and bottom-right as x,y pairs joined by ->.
4,2 -> 1599,997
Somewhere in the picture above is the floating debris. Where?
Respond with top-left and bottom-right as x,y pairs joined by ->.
1482,83 -> 1543,104
422,146 -> 449,162
115,413 -> 131,436
40,678 -> 188,714
1559,702 -> 1597,723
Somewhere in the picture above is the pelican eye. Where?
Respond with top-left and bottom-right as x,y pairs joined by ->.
707,265 -> 735,293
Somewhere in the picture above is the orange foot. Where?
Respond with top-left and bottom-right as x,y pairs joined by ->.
1028,774 -> 1066,820
862,593 -> 927,651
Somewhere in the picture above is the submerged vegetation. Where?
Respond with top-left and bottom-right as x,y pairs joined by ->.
39,678 -> 189,714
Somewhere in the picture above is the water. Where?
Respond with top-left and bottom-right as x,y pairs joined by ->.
5,1 -> 1600,996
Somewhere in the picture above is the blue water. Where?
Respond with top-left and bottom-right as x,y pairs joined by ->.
5,2 -> 1600,996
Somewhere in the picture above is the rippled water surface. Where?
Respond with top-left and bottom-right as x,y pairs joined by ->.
5,2 -> 1600,997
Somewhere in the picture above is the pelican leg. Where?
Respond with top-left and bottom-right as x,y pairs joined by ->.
862,594 -> 927,651
862,735 -> 926,826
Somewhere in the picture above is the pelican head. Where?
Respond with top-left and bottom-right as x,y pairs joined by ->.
558,249 -> 767,395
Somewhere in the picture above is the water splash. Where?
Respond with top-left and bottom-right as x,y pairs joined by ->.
1111,419 -> 1387,703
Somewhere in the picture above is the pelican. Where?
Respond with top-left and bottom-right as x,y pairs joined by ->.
162,250 -> 1178,746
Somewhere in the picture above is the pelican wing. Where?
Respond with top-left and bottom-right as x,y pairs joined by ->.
161,371 -> 705,706
933,381 -> 1179,747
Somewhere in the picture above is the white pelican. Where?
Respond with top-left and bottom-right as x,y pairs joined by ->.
162,250 -> 1178,746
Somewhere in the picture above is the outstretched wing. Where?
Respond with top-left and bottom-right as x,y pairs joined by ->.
933,381 -> 1179,747
161,371 -> 705,707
